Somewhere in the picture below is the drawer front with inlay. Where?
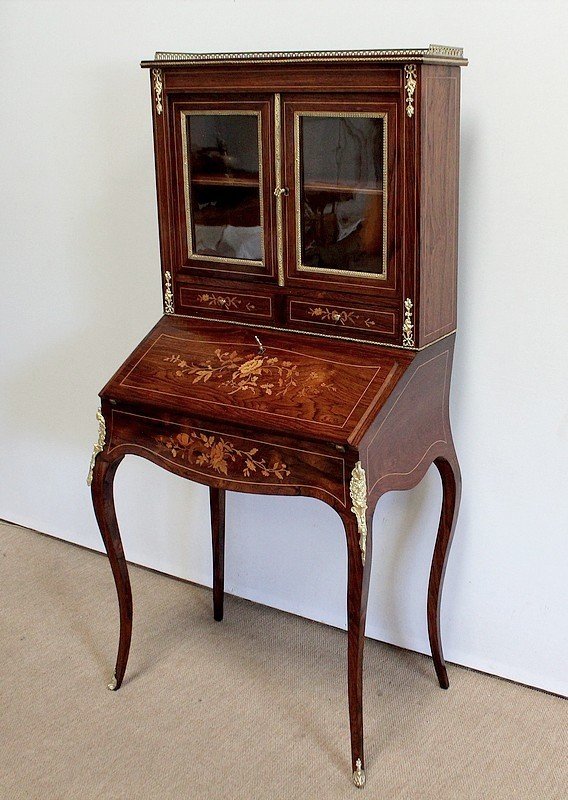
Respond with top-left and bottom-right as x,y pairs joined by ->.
179,286 -> 274,321
288,298 -> 398,339
105,409 -> 348,509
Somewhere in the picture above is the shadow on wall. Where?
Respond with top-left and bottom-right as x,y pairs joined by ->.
2,64 -> 159,524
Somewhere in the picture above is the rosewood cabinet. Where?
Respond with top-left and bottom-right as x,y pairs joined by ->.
88,45 -> 467,788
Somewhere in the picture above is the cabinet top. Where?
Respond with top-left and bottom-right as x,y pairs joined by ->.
141,44 -> 467,68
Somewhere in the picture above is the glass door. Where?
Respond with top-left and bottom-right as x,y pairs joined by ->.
282,96 -> 399,293
173,97 -> 276,280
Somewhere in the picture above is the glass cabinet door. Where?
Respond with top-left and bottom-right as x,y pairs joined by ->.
283,97 -> 398,290
175,99 -> 275,279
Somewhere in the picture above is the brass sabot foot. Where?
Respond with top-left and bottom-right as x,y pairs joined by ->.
352,758 -> 366,788
107,673 -> 118,691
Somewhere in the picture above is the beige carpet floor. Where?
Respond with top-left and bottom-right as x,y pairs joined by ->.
1,521 -> 566,800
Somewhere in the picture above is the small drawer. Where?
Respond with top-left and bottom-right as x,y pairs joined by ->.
179,286 -> 274,321
106,409 -> 347,508
288,299 -> 397,337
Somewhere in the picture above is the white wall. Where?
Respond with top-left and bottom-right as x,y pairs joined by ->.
1,0 -> 567,697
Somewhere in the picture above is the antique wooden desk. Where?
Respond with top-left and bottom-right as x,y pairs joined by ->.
88,46 -> 466,788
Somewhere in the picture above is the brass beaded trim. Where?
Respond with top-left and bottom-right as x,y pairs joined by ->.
172,312 -> 456,352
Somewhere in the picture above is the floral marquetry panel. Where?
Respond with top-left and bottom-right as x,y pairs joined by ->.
178,286 -> 274,322
104,408 -> 348,508
288,298 -> 398,338
100,316 -> 414,446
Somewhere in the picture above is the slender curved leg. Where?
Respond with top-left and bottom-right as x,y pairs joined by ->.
210,487 -> 226,622
427,451 -> 462,689
91,455 -> 132,691
343,509 -> 373,788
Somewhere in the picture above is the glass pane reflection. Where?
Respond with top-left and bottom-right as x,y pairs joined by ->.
299,115 -> 385,275
185,113 -> 263,262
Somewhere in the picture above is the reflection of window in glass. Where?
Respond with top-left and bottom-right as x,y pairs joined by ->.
184,113 -> 263,263
298,115 -> 386,275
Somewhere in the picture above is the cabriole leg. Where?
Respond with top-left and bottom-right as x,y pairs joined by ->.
91,455 -> 132,691
209,487 -> 226,622
427,452 -> 462,689
342,509 -> 373,788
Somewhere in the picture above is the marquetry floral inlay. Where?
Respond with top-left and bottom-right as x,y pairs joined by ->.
197,293 -> 256,312
156,432 -> 291,480
163,349 -> 336,399
308,306 -> 376,329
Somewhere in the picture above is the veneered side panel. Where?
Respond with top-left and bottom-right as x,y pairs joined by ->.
418,65 -> 460,346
